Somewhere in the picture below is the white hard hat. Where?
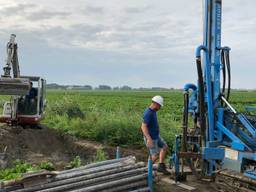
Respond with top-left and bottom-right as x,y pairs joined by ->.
152,95 -> 164,107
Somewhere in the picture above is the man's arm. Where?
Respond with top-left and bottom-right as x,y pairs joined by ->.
141,123 -> 153,148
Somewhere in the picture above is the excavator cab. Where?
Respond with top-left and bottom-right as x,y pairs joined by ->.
0,77 -> 46,125
0,34 -> 46,126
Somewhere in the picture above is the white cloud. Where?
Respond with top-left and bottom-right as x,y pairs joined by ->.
0,0 -> 255,88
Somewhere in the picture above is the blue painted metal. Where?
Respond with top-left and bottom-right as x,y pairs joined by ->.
202,147 -> 224,160
116,146 -> 120,159
184,83 -> 197,92
237,114 -> 256,139
236,128 -> 256,150
217,122 -> 249,151
184,83 -> 198,118
147,158 -> 153,191
200,0 -> 256,179
244,170 -> 256,180
217,108 -> 224,141
172,0 -> 256,181
174,135 -> 181,182
212,0 -> 222,102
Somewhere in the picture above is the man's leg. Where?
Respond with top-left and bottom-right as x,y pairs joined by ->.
151,155 -> 158,163
159,144 -> 168,163
157,137 -> 170,175
144,137 -> 158,163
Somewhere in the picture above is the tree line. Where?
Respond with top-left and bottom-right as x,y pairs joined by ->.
46,83 -> 176,91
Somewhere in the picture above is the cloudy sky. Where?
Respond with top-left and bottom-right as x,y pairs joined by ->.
0,0 -> 255,88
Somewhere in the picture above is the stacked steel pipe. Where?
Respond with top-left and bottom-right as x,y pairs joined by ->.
5,156 -> 151,192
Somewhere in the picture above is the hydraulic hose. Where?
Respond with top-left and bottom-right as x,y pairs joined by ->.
182,90 -> 189,152
221,50 -> 226,95
196,56 -> 206,148
225,50 -> 231,101
220,48 -> 231,104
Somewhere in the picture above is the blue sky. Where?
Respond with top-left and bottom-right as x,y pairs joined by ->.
0,0 -> 255,88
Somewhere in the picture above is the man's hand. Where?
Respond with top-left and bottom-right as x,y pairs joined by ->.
141,122 -> 153,148
146,137 -> 153,148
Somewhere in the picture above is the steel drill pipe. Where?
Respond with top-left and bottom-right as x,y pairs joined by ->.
55,160 -> 135,180
68,173 -> 148,192
100,180 -> 147,192
37,167 -> 147,192
14,163 -> 146,192
59,156 -> 136,175
54,159 -> 136,181
130,187 -> 151,192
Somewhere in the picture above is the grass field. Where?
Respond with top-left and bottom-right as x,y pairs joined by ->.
42,90 -> 256,150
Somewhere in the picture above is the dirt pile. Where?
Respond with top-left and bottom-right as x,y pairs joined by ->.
0,125 -> 147,170
0,125 -> 94,169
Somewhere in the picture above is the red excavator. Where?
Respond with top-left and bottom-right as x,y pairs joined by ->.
0,34 -> 46,126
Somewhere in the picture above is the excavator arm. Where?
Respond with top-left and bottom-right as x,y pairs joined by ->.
0,34 -> 30,95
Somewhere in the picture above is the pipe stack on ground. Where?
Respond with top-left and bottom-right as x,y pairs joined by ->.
10,156 -> 151,192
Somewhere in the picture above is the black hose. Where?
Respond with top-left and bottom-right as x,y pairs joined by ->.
195,56 -> 206,179
182,91 -> 189,152
221,50 -> 226,95
225,50 -> 231,101
220,50 -> 226,107
196,57 -> 206,148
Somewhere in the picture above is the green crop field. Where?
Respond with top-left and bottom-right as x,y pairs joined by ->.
42,90 -> 256,150
43,90 -> 182,149
1,90 -> 256,150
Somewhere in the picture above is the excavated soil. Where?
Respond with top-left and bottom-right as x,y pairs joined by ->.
0,125 -> 147,170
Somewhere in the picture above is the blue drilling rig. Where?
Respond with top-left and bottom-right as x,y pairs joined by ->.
171,0 -> 256,189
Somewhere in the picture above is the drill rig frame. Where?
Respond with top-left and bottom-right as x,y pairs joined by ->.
171,0 -> 256,186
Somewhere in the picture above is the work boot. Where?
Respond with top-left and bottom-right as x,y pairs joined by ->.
157,163 -> 170,175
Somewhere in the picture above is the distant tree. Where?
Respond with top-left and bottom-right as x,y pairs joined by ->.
120,85 -> 132,90
83,85 -> 93,90
113,87 -> 120,90
98,85 -> 112,90
152,87 -> 168,91
47,83 -> 66,90
137,87 -> 151,91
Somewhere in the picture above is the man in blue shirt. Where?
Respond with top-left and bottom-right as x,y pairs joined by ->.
24,82 -> 38,114
27,82 -> 38,101
141,95 -> 169,174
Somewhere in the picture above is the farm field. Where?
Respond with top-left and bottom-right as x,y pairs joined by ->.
43,90 -> 256,150
1,90 -> 256,186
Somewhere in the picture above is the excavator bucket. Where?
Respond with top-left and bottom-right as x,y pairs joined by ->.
0,78 -> 30,95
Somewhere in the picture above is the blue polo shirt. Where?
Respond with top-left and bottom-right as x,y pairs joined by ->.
142,108 -> 159,140
26,88 -> 37,99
